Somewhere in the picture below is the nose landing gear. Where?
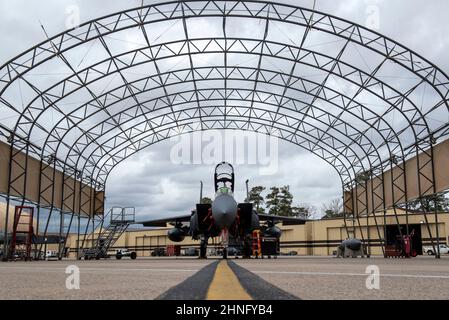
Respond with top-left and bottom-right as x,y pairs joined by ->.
221,228 -> 229,259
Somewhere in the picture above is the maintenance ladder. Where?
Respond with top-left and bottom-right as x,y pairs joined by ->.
83,207 -> 135,260
8,206 -> 34,261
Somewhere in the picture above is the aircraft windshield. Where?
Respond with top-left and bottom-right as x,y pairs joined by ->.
219,187 -> 229,194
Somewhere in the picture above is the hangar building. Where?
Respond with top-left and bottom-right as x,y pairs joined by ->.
65,208 -> 448,257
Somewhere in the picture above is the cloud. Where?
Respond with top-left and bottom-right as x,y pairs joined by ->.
0,0 -> 448,222
106,132 -> 341,220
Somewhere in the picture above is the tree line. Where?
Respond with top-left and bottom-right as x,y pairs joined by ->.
247,185 -> 344,219
202,187 -> 449,218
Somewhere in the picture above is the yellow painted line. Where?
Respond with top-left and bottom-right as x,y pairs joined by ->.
206,260 -> 252,300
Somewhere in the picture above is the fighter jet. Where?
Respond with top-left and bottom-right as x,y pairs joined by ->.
138,162 -> 306,259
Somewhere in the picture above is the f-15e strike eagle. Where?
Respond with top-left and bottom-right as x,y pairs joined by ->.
139,162 -> 306,259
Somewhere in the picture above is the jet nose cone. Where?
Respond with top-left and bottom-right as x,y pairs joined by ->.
212,194 -> 238,228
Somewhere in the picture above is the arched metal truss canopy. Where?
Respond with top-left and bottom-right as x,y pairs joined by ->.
1,1 -> 449,258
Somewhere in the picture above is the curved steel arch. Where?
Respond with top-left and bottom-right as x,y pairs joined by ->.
8,35 -> 437,216
13,38 -> 431,155
48,68 -> 393,177
54,78 -> 386,227
1,1 -> 448,259
1,1 -> 448,115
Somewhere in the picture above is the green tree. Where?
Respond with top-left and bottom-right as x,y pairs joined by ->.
266,185 -> 294,216
409,192 -> 449,212
201,197 -> 212,204
247,186 -> 266,214
278,185 -> 294,216
265,186 -> 280,216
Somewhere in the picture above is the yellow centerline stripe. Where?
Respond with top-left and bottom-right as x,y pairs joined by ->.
206,260 -> 252,300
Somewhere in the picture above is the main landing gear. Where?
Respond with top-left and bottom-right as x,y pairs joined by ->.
222,247 -> 228,259
199,236 -> 208,259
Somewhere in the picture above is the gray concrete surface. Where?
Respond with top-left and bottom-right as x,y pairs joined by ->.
0,258 -> 212,300
234,256 -> 449,300
1,256 -> 448,300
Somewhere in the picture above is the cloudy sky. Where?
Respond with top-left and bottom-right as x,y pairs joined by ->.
0,0 -> 448,221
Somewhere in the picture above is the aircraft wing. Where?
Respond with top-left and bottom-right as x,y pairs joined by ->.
258,213 -> 306,225
136,214 -> 192,227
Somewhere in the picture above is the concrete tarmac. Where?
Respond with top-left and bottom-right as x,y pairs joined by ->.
0,258 -> 210,300
0,256 -> 448,300
234,256 -> 449,300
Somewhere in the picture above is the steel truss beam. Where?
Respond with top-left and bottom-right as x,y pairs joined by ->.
1,1 -> 448,259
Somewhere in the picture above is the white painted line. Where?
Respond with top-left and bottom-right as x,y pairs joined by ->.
252,270 -> 449,279
0,266 -> 198,273
3,266 -> 449,280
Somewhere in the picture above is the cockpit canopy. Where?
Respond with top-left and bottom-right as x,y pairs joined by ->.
214,162 -> 234,194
